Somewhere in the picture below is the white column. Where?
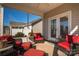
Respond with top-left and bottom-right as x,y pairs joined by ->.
10,26 -> 12,35
0,5 -> 4,35
56,18 -> 60,38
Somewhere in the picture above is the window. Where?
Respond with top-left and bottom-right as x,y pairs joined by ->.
51,19 -> 56,37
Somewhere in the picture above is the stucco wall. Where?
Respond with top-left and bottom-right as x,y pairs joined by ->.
43,3 -> 79,39
72,8 -> 79,34
12,28 -> 23,36
12,26 -> 32,36
33,21 -> 43,34
23,26 -> 32,36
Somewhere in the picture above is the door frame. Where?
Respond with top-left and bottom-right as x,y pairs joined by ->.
48,11 -> 72,40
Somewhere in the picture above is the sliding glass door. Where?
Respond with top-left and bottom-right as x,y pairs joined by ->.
60,17 -> 68,38
49,17 -> 68,39
48,11 -> 71,40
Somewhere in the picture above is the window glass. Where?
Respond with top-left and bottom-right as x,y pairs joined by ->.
60,17 -> 68,38
51,19 -> 56,37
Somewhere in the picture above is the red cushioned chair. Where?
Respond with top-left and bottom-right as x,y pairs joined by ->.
23,48 -> 45,56
14,39 -> 22,49
57,35 -> 79,55
0,35 -> 14,44
34,33 -> 43,40
57,35 -> 72,51
0,36 -> 7,41
14,39 -> 23,55
33,33 -> 44,43
0,35 -> 13,41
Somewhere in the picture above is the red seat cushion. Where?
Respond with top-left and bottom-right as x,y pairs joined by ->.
57,42 -> 70,51
21,42 -> 31,49
23,48 -> 45,56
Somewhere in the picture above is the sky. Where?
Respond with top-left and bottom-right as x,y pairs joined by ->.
3,7 -> 41,26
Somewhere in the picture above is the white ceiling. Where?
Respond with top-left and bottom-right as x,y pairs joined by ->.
2,3 -> 63,16
19,3 -> 63,13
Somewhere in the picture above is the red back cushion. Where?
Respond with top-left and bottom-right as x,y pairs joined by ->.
72,35 -> 79,43
65,35 -> 73,43
66,35 -> 79,43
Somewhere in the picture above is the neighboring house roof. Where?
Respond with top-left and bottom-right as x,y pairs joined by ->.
10,19 -> 42,27
10,21 -> 31,27
10,21 -> 26,25
3,26 -> 10,30
31,19 -> 42,25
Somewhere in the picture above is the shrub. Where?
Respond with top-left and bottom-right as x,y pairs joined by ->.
15,32 -> 24,37
28,32 -> 33,36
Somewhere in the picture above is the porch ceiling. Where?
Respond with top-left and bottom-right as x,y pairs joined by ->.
2,3 -> 63,17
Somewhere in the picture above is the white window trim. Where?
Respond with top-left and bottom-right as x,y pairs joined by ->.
48,11 -> 72,40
